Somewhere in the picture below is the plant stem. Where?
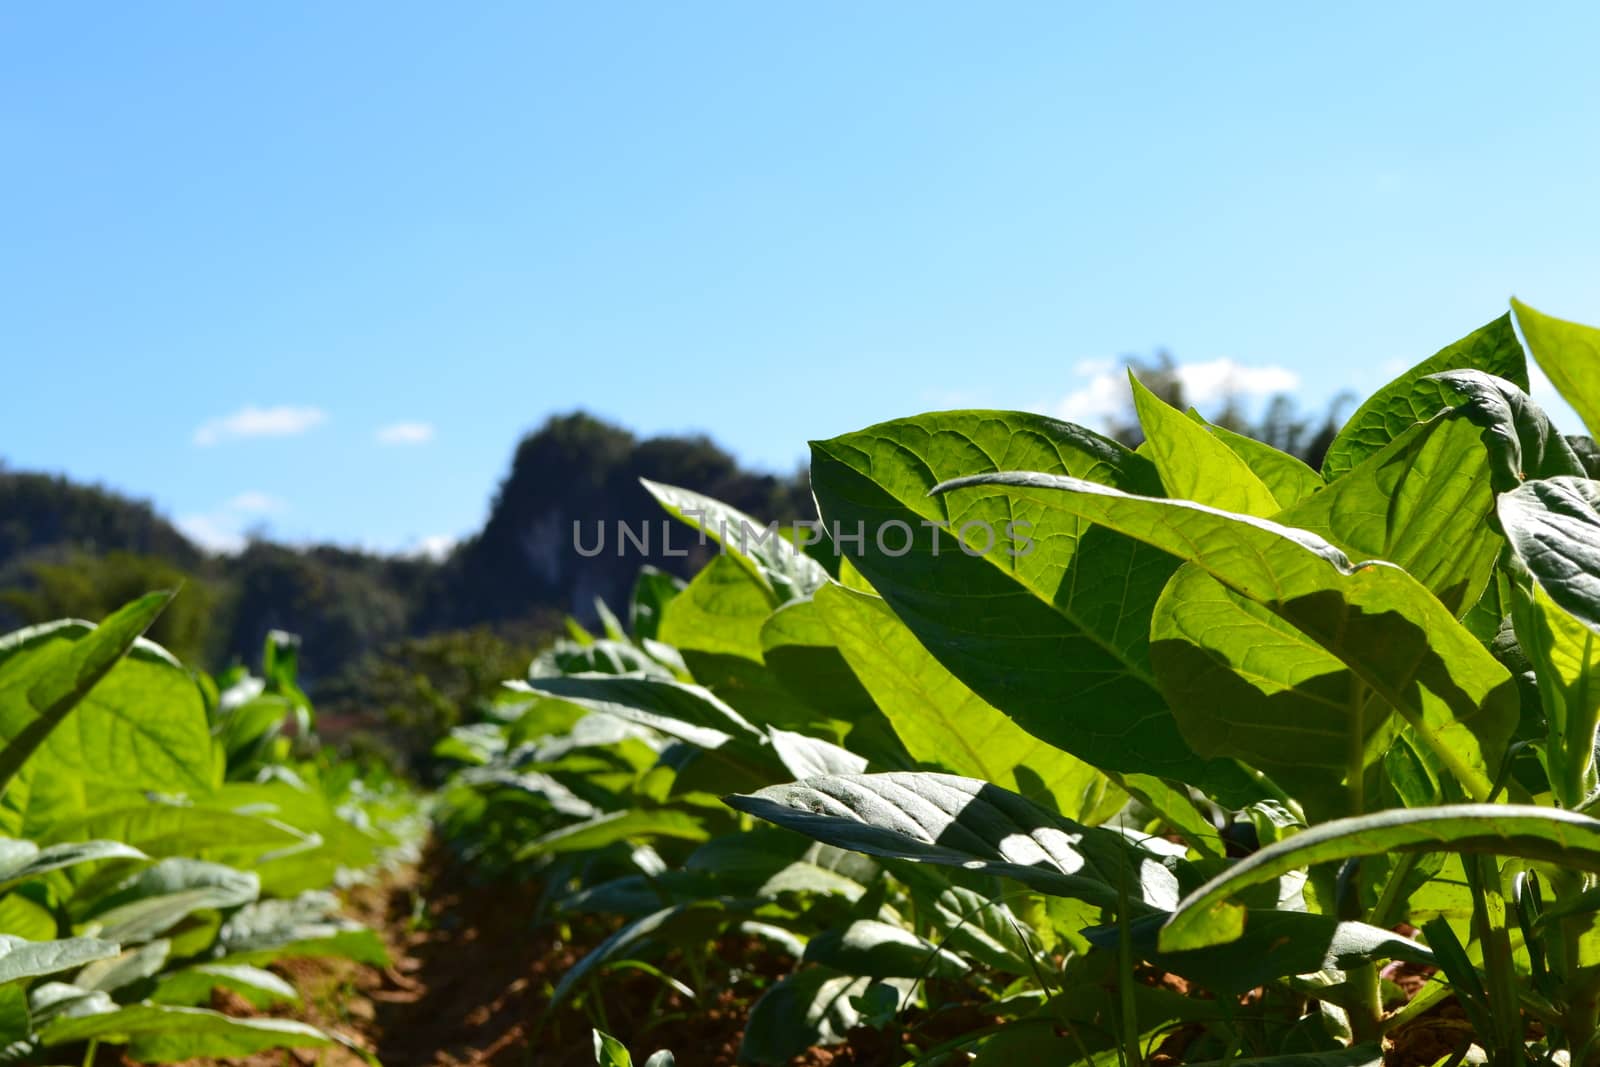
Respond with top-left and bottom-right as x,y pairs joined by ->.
1555,870 -> 1600,1067
1347,964 -> 1384,1045
1466,854 -> 1522,1067
1344,683 -> 1383,1044
1117,861 -> 1143,1067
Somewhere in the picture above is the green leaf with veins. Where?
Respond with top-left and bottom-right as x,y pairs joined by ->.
758,598 -> 879,721
1147,409 -> 1509,813
934,472 -> 1517,803
1498,477 -> 1600,806
0,934 -> 119,985
809,411 -> 1261,804
726,772 -> 1181,912
1321,313 -> 1526,479
1131,374 -> 1279,516
657,556 -> 825,732
1428,370 -> 1587,490
1188,412 -> 1324,508
659,555 -> 774,662
1514,297 -> 1600,439
801,918 -> 969,978
642,479 -> 827,601
816,583 -> 1106,819
0,594 -> 223,837
0,592 -> 172,796
151,963 -> 299,1009
39,1003 -> 336,1061
1499,477 -> 1600,634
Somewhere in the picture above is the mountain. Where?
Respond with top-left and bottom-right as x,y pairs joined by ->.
0,413 -> 809,681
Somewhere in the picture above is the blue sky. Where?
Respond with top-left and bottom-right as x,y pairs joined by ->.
3,3 -> 1598,554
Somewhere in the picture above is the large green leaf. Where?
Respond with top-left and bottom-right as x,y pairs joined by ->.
935,473 -> 1518,802
809,411 -> 1256,801
642,479 -> 827,601
759,599 -> 880,720
1515,583 -> 1600,809
213,891 -> 389,967
658,556 -> 822,731
78,859 -> 258,943
1513,297 -> 1600,438
1147,410 -> 1509,811
767,728 -> 867,778
0,839 -> 144,891
151,963 -> 299,1009
73,940 -> 171,993
1162,804 -> 1600,950
1131,375 -> 1278,516
39,1003 -> 335,1060
1499,477 -> 1600,634
1498,477 -> 1600,806
1192,415 -> 1324,508
0,935 -> 119,985
914,880 -> 1039,976
738,967 -> 912,1066
1429,370 -> 1587,490
0,613 -> 220,837
532,638 -> 675,680
516,676 -> 765,754
1321,313 -> 1526,479
726,772 -> 1178,911
659,554 -> 774,661
816,584 -> 1105,819
46,806 -> 306,888
801,918 -> 968,978
0,593 -> 172,798
1283,411 -> 1505,614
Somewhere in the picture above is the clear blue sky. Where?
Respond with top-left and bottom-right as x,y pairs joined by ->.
4,3 -> 1598,553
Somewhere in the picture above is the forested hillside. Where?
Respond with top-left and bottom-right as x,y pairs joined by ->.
0,413 -> 808,711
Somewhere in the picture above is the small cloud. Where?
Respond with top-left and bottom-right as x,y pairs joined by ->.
225,490 -> 285,514
1172,359 -> 1299,406
177,491 -> 288,553
176,514 -> 246,555
407,534 -> 457,561
376,421 -> 436,446
194,405 -> 327,446
1054,357 -> 1299,429
1055,358 -> 1135,428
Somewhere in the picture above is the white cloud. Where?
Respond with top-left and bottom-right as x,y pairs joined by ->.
1056,359 -> 1134,427
376,421 -> 435,446
176,492 -> 289,554
1172,358 -> 1300,406
176,514 -> 246,554
225,490 -> 285,514
194,405 -> 327,446
1055,357 -> 1300,429
407,534 -> 458,561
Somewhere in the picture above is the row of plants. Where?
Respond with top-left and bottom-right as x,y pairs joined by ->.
437,298 -> 1600,1067
0,609 -> 421,1063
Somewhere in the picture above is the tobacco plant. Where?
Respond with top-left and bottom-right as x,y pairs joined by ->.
0,599 -> 419,1063
445,298 -> 1600,1066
